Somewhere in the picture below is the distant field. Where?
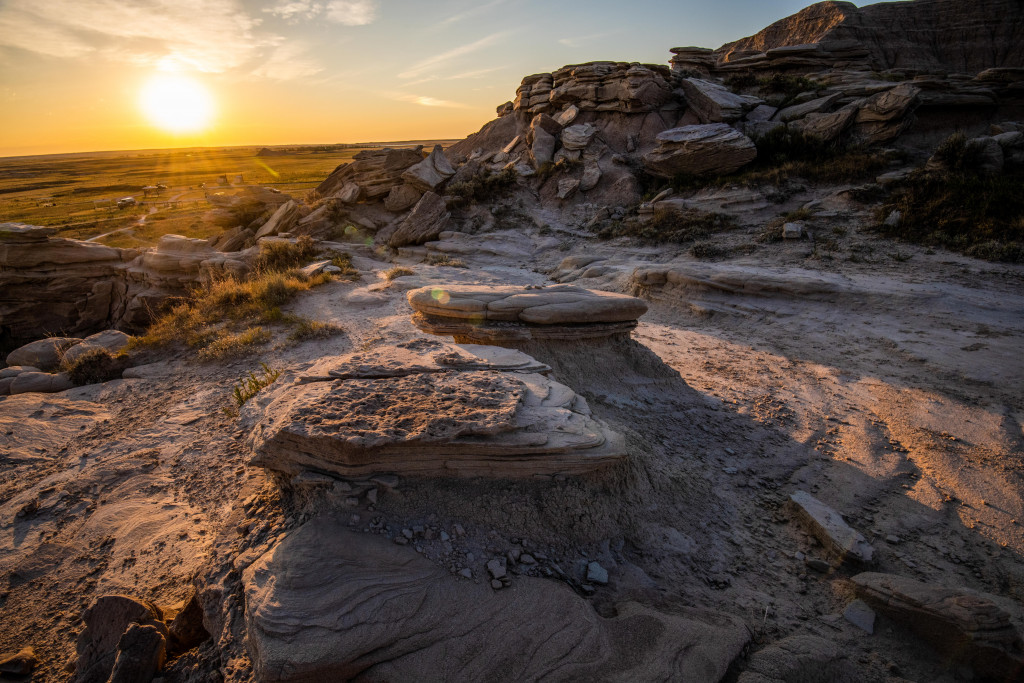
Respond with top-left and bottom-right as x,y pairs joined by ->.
0,141 -> 455,248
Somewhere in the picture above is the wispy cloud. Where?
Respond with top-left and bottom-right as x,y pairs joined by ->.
558,32 -> 614,49
251,42 -> 323,80
263,0 -> 378,25
0,0 -> 264,72
398,32 -> 509,80
434,0 -> 506,28
263,1 -> 322,22
385,92 -> 470,109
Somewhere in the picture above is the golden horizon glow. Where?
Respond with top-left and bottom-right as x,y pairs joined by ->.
139,74 -> 215,134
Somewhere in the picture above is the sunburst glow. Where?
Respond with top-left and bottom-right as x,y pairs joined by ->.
139,74 -> 214,133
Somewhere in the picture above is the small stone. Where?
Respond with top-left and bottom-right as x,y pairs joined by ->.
366,488 -> 378,505
401,529 -> 414,540
722,466 -> 738,475
783,222 -> 803,240
843,599 -> 876,634
454,524 -> 465,537
459,568 -> 472,579
886,535 -> 901,544
370,474 -> 400,490
486,559 -> 507,580
586,561 -> 609,585
394,536 -> 409,545
440,531 -> 451,542
491,579 -> 503,590
0,647 -> 38,675
805,558 -> 831,573
507,548 -> 522,563
520,553 -> 537,565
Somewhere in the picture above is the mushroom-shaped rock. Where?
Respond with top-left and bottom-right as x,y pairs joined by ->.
244,340 -> 625,478
643,124 -> 757,178
408,284 -> 648,344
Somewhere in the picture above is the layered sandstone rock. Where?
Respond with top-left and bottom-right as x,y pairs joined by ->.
243,515 -> 750,682
244,340 -> 626,478
679,78 -> 763,123
408,284 -> 648,344
385,191 -> 450,248
401,144 -> 456,192
515,62 -> 672,115
853,572 -> 1024,679
316,147 -> 425,200
642,124 -> 757,178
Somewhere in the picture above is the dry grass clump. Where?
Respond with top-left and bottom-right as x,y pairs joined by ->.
445,167 -> 517,207
224,362 -> 282,416
253,234 -> 319,273
383,266 -> 415,281
426,254 -> 467,268
288,318 -> 344,342
327,251 -> 361,281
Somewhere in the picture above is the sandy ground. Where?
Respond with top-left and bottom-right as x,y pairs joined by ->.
1,220 -> 1022,681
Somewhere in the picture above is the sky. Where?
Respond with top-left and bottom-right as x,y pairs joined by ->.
0,0 -> 842,156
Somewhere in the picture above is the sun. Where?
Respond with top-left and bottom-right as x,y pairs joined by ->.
139,74 -> 214,133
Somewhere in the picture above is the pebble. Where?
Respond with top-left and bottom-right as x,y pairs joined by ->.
401,528 -> 414,540
886,535 -> 901,544
722,467 -> 738,475
454,523 -> 465,537
586,561 -> 608,585
487,559 -> 507,580
490,579 -> 503,590
459,568 -> 472,579
805,558 -> 831,573
440,531 -> 450,542
520,553 -> 537,565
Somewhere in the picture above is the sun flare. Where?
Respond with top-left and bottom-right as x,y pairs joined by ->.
139,74 -> 214,133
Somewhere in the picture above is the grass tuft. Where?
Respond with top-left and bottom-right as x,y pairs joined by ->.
288,318 -> 344,342
383,266 -> 415,281
445,167 -> 518,207
229,362 -> 281,412
63,348 -> 128,385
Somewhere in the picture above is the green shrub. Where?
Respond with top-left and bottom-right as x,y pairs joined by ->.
230,363 -> 281,410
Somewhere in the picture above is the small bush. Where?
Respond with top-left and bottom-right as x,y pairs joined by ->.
928,132 -> 985,174
756,73 -> 820,100
689,242 -> 731,259
384,266 -> 415,281
327,251 -> 361,281
598,208 -> 737,244
426,254 -> 467,268
445,167 -> 518,207
253,234 -> 318,273
231,363 -> 281,408
64,348 -> 127,385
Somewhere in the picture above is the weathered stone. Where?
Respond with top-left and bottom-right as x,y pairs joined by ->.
561,123 -> 598,150
850,84 -> 920,145
557,178 -> 580,199
107,624 -> 166,683
0,223 -> 57,243
7,336 -> 82,371
245,341 -> 626,478
554,104 -> 580,126
774,93 -> 841,122
853,572 -> 1024,679
788,491 -> 873,565
745,104 -> 778,122
383,184 -> 422,212
787,104 -> 858,142
643,124 -> 757,178
242,516 -> 750,682
63,330 -> 132,365
386,192 -> 451,248
580,162 -> 602,192
73,595 -> 166,683
401,145 -> 456,193
168,590 -> 210,654
335,182 -> 364,204
737,635 -> 856,683
317,147 -> 424,199
679,78 -> 763,123
548,62 -> 673,113
255,200 -> 303,239
586,561 -> 609,585
0,647 -> 37,675
843,599 -> 876,634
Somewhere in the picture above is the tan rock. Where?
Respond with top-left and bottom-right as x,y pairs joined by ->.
680,78 -> 763,123
643,124 -> 757,178
384,184 -> 422,212
243,516 -> 750,682
386,192 -> 450,248
401,145 -> 455,193
63,330 -> 132,365
9,371 -> 74,394
255,200 -> 303,239
317,147 -> 424,199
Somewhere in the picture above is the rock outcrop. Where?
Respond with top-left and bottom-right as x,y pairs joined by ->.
408,284 -> 648,344
245,340 -> 626,478
515,62 -> 672,115
316,147 -> 425,199
401,144 -> 456,192
643,124 -> 757,178
385,192 -> 451,248
787,491 -> 873,566
853,572 -> 1024,679
243,515 -> 751,682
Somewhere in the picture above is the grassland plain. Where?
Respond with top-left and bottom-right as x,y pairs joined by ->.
0,141 -> 455,248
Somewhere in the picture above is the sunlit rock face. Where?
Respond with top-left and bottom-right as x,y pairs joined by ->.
514,62 -> 672,115
244,340 -> 626,479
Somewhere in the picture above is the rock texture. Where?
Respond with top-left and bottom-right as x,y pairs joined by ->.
316,147 -> 424,200
679,78 -> 762,123
243,515 -> 750,682
73,595 -> 167,683
643,124 -> 757,178
386,192 -> 451,248
408,284 -> 648,343
245,340 -> 625,478
516,62 -> 672,115
401,145 -> 456,192
853,572 -> 1024,679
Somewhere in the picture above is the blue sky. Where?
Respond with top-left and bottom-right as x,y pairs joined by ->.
0,0 -> 864,154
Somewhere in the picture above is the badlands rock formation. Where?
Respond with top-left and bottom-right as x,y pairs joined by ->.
407,284 -> 649,344
245,340 -> 625,478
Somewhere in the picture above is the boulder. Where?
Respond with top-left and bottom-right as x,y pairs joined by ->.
255,200 -> 303,239
643,124 -> 757,178
243,516 -> 751,682
561,123 -> 598,150
7,336 -> 82,371
580,162 -> 602,191
679,78 -> 763,123
0,647 -> 37,676
107,624 -> 166,683
334,182 -> 364,204
316,147 -> 424,199
73,595 -> 166,683
774,93 -> 841,122
383,184 -> 422,212
554,104 -> 580,126
9,371 -> 74,394
245,340 -> 626,478
850,84 -> 920,145
853,572 -> 1024,679
63,330 -> 132,365
529,126 -> 557,168
787,104 -> 858,142
557,178 -> 580,199
401,145 -> 456,193
386,192 -> 451,248
787,491 -> 873,566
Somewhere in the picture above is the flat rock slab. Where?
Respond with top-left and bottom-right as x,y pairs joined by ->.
787,490 -> 873,565
245,342 -> 624,478
407,284 -> 647,344
243,515 -> 750,682
853,572 -> 1024,679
